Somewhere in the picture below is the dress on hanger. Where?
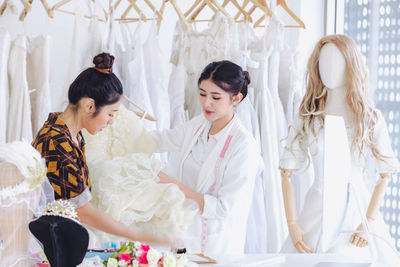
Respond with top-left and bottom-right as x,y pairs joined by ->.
83,105 -> 197,244
265,18 -> 287,154
249,38 -> 287,252
0,28 -> 10,144
60,3 -> 90,110
7,35 -> 33,143
119,23 -> 155,131
60,1 -> 105,111
174,14 -> 232,119
27,35 -> 52,136
168,30 -> 187,128
280,112 -> 400,266
143,23 -> 170,131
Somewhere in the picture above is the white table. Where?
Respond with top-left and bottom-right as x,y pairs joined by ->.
190,253 -> 382,267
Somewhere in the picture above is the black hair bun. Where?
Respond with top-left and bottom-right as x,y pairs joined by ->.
243,70 -> 251,85
93,53 -> 115,69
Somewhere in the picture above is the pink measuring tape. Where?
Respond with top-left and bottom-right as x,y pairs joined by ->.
200,122 -> 238,253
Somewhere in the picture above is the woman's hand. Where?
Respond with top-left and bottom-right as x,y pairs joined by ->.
157,171 -> 174,184
349,223 -> 369,247
157,171 -> 205,211
288,223 -> 315,253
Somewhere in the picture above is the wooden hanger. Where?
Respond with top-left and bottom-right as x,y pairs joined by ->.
0,0 -> 8,15
116,0 -> 162,24
51,0 -> 72,12
120,0 -> 147,21
188,0 -> 234,23
157,0 -> 167,33
40,0 -> 54,18
252,0 -> 275,28
168,0 -> 191,32
210,0 -> 232,21
188,0 -> 217,22
222,0 -> 252,23
184,0 -> 201,17
254,0 -> 305,28
19,0 -> 32,21
277,0 -> 305,28
123,95 -> 157,121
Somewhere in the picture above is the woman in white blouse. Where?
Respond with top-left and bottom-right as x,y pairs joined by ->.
152,60 -> 261,256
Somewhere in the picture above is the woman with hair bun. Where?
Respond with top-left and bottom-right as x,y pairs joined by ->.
151,60 -> 262,256
32,53 -> 162,245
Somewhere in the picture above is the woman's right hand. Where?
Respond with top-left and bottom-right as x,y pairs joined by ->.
288,223 -> 314,253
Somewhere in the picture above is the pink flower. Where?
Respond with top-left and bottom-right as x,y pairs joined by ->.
137,252 -> 148,264
140,244 -> 150,253
119,253 -> 131,263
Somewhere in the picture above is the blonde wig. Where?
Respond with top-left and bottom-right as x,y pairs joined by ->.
294,34 -> 384,161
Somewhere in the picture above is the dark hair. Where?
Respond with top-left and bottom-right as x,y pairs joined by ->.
198,60 -> 250,101
68,53 -> 123,115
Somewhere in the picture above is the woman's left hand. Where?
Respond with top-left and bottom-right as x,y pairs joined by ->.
349,223 -> 368,247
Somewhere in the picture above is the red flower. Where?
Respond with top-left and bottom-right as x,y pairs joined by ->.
119,253 -> 131,263
158,257 -> 163,267
140,244 -> 150,253
137,252 -> 148,264
137,244 -> 151,264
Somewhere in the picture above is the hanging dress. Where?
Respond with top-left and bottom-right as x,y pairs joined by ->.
168,23 -> 187,128
60,1 -> 105,110
280,112 -> 400,266
265,18 -> 287,154
27,35 -> 52,136
119,23 -> 155,131
7,35 -> 33,143
143,22 -> 170,131
178,15 -> 232,119
0,28 -> 10,144
251,36 -> 288,252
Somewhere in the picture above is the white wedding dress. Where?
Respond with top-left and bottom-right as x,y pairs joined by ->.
83,105 -> 197,244
280,112 -> 400,266
27,35 -> 52,136
0,28 -> 10,144
7,35 -> 33,143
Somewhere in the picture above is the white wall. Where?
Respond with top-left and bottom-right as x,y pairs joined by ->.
0,0 -> 327,110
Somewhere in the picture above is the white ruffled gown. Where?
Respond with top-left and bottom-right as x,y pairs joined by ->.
83,105 -> 198,244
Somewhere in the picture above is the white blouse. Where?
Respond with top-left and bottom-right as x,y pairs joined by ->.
181,116 -> 235,190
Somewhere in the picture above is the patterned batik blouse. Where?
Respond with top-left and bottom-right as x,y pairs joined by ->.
32,112 -> 91,205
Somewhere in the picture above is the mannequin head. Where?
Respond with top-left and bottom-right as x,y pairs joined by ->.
295,34 -> 381,159
318,43 -> 346,89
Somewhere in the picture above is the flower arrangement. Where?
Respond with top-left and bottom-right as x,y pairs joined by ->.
104,242 -> 187,267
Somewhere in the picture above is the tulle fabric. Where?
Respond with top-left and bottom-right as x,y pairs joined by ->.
83,105 -> 198,244
0,141 -> 53,267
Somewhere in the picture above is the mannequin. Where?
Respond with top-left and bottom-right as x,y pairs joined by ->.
280,34 -> 399,265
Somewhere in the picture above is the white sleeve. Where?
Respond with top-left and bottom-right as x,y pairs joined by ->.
202,139 -> 260,220
372,111 -> 400,173
150,122 -> 187,153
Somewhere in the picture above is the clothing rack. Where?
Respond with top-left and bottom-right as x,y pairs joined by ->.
1,0 -> 305,29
